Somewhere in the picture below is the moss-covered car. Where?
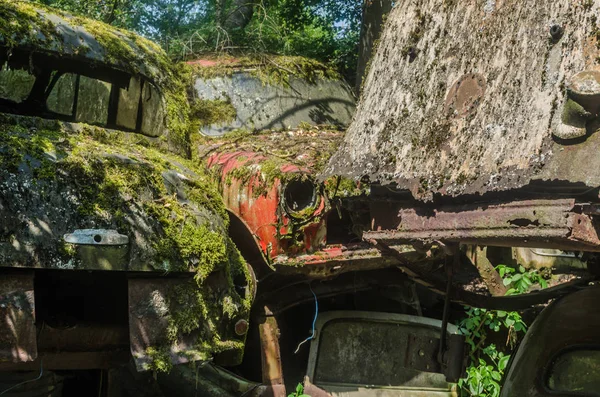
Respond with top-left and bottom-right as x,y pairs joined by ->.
0,2 -> 470,396
0,0 -> 253,388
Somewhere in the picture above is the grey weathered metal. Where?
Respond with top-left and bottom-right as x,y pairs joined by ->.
193,72 -> 355,136
500,285 -> 600,396
324,0 -> 600,199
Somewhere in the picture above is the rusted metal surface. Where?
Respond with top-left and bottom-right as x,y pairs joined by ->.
501,285 -> 600,396
271,243 -> 405,278
258,306 -> 286,397
373,242 -> 595,311
444,73 -> 487,119
368,199 -> 600,252
303,380 -> 331,397
465,246 -> 508,296
207,151 -> 328,264
0,272 -> 36,363
324,0 -> 600,200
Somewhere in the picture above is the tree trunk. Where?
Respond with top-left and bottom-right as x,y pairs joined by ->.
224,0 -> 257,32
355,0 -> 392,95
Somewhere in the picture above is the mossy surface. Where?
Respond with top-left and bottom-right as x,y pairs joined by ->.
0,1 -> 196,158
190,54 -> 341,86
0,1 -> 169,84
191,98 -> 237,127
0,114 -> 252,367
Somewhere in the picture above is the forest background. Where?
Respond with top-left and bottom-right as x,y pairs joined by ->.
32,0 -> 393,90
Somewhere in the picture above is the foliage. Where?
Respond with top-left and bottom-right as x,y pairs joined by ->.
34,0 -> 141,27
288,383 -> 310,397
458,265 -> 549,396
30,0 -> 363,83
497,264 -> 548,295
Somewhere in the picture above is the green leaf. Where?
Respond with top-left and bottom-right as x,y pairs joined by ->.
519,265 -> 525,273
498,355 -> 510,371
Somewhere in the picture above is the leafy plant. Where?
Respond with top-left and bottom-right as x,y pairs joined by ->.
458,308 -> 526,397
496,265 -> 548,295
288,383 -> 310,397
458,265 -> 548,396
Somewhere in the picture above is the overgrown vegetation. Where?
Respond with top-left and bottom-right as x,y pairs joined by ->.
458,265 -> 549,396
32,0 -> 363,83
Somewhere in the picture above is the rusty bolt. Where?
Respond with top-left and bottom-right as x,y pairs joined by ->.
549,24 -> 563,41
235,319 -> 249,336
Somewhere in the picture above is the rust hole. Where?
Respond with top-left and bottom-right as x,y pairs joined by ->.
509,218 -> 541,227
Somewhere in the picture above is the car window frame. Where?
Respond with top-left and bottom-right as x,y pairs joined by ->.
543,345 -> 600,397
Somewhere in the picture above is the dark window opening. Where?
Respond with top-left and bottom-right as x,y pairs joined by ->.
0,47 -> 164,137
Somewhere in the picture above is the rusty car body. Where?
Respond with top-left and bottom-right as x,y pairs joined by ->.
7,0 -> 600,396
0,2 -> 462,396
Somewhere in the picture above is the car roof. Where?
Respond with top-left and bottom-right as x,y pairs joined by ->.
0,1 -> 169,85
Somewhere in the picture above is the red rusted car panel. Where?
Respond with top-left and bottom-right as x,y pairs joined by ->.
207,151 -> 327,262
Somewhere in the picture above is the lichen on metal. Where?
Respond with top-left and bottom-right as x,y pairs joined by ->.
324,0 -> 600,199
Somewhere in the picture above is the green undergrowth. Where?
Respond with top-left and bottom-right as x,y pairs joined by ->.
458,265 -> 549,396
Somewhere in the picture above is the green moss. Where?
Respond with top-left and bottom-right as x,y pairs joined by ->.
0,2 -> 195,158
421,120 -> 452,150
1,117 -> 253,367
323,176 -> 370,199
145,347 -> 173,373
191,54 -> 341,87
191,98 -> 237,127
561,97 -> 592,127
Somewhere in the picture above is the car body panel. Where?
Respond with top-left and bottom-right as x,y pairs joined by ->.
324,0 -> 600,200
305,311 -> 459,397
501,285 -> 600,396
191,65 -> 356,136
0,1 -> 168,84
0,2 -> 254,371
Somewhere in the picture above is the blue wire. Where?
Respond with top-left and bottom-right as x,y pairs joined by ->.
294,284 -> 318,354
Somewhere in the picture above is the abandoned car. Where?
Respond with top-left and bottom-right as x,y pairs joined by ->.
3,0 -> 600,396
0,2 -> 463,396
